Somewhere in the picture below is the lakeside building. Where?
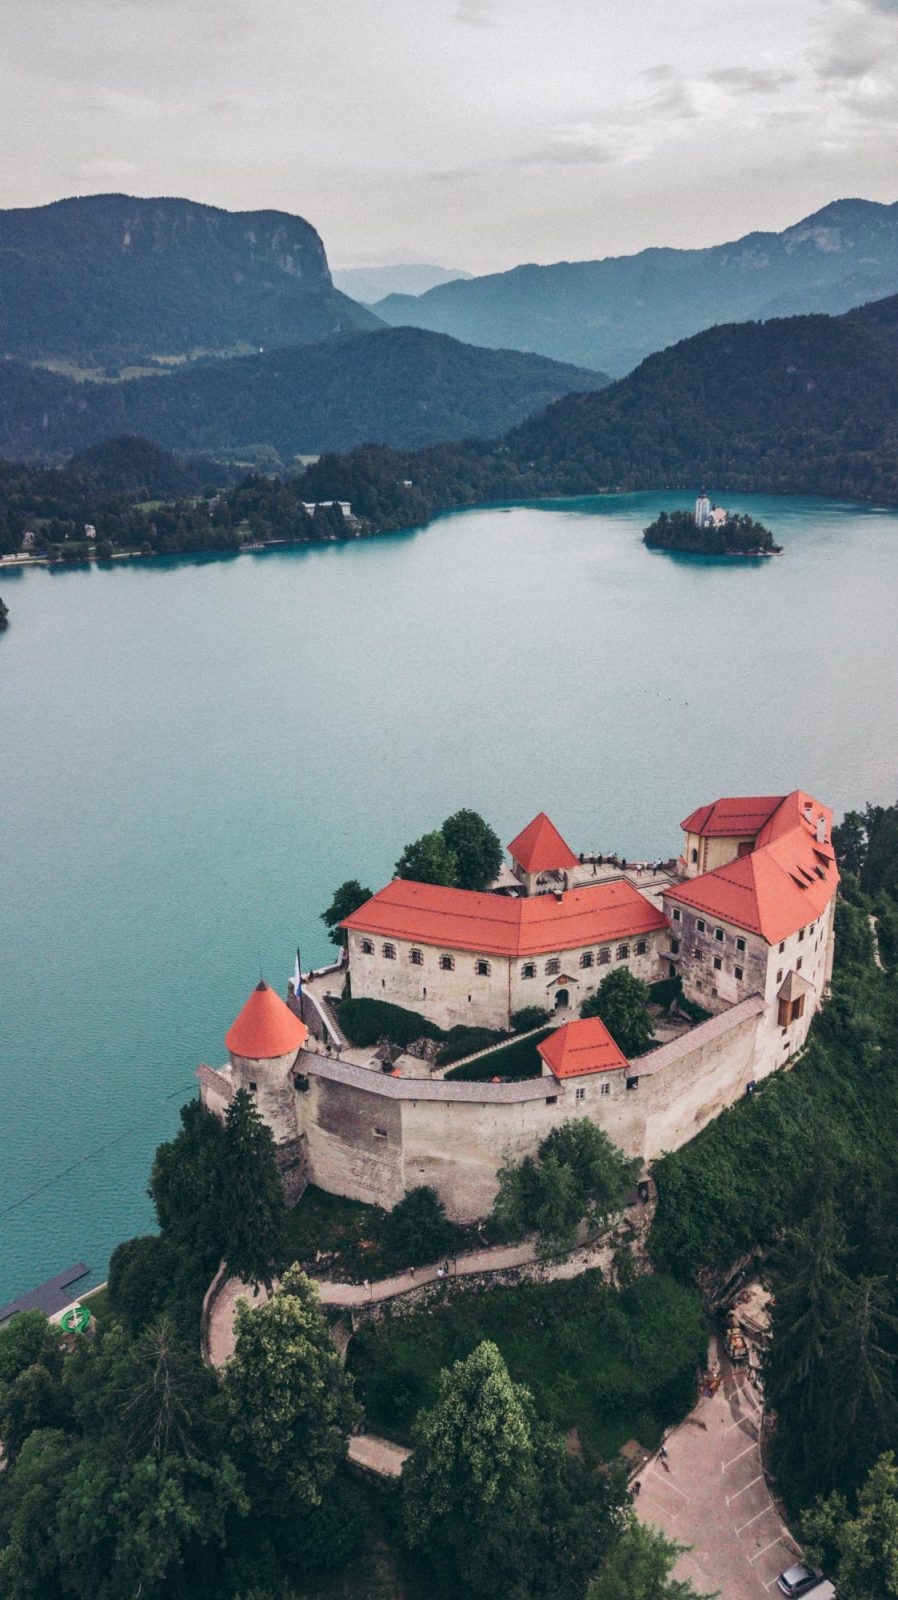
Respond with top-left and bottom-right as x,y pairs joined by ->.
199,788 -> 838,1218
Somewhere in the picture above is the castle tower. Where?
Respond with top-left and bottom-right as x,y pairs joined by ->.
507,811 -> 579,895
694,490 -> 711,528
225,981 -> 309,1198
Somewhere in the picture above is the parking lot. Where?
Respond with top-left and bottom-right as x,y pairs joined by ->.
636,1336 -> 803,1600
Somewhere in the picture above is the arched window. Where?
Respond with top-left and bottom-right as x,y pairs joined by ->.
360,938 -> 374,955
474,958 -> 491,977
691,848 -> 698,863
521,961 -> 536,979
580,951 -> 594,969
616,944 -> 630,961
439,954 -> 455,972
383,943 -> 396,960
545,957 -> 560,976
410,948 -> 423,965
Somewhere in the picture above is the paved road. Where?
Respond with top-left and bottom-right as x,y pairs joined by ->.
636,1335 -> 801,1600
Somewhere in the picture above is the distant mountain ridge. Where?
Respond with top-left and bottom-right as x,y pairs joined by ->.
332,263 -> 472,302
0,327 -> 609,461
0,193 -> 381,369
373,198 -> 898,374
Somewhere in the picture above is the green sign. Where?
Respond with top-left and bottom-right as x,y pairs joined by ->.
60,1304 -> 91,1334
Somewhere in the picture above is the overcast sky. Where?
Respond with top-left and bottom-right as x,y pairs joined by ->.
3,0 -> 897,273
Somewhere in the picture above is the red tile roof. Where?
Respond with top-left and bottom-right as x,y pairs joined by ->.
507,812 -> 578,873
225,981 -> 308,1060
680,795 -> 785,838
665,791 -> 838,944
538,1018 -> 629,1078
342,878 -> 666,959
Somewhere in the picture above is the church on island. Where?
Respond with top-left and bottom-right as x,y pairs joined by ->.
199,788 -> 838,1220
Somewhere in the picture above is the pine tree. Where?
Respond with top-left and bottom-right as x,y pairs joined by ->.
219,1089 -> 287,1287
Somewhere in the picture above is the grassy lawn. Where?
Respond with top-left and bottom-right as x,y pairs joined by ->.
443,1025 -> 553,1081
347,1270 -> 706,1460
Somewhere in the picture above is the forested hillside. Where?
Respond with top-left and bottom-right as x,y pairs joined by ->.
375,198 -> 898,374
0,193 -> 380,369
0,329 -> 607,461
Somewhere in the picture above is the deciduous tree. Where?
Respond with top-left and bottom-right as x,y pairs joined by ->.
320,879 -> 372,949
394,829 -> 458,886
581,967 -> 655,1058
441,809 -> 503,892
224,1267 -> 359,1514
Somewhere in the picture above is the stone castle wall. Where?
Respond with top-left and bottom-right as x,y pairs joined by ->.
290,994 -> 768,1220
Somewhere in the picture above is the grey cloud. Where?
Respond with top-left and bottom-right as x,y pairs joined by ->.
706,66 -> 796,92
452,0 -> 497,26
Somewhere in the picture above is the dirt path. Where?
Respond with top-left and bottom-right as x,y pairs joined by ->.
207,1232 -> 620,1366
636,1336 -> 802,1600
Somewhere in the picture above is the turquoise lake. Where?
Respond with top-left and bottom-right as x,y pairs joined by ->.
2,489 -> 897,1304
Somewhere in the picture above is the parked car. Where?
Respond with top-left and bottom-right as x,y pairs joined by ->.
776,1566 -> 828,1598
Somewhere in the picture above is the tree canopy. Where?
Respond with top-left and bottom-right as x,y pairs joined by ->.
492,1117 -> 634,1251
441,808 -> 504,891
320,878 -> 372,948
395,828 -> 459,886
581,967 -> 655,1058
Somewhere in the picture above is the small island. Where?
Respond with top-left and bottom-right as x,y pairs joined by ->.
643,496 -> 783,557
0,594 -> 8,630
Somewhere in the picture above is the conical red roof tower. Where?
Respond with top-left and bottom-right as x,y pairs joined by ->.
225,981 -> 307,1059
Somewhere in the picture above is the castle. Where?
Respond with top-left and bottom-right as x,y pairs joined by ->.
198,789 -> 838,1220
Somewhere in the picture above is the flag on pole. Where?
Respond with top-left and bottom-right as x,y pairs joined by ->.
293,947 -> 303,1003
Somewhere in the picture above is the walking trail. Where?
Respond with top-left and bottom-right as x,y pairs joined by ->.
207,1231 -> 618,1366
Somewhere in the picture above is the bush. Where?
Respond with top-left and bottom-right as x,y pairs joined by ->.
107,1233 -> 189,1333
492,1118 -> 635,1251
648,977 -> 681,1009
337,997 -> 444,1049
511,1006 -> 551,1032
382,1186 -> 459,1269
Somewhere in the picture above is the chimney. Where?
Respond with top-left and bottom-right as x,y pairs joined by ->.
816,814 -> 827,844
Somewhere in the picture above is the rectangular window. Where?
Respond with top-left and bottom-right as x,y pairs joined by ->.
600,1083 -> 610,1097
545,1095 -> 558,1105
670,938 -> 680,955
575,1086 -> 585,1102
796,956 -> 802,971
715,927 -> 724,943
736,937 -> 746,953
693,947 -> 703,961
697,918 -> 706,933
598,947 -> 611,964
617,944 -> 630,960
713,955 -> 722,971
777,969 -> 783,983
672,907 -> 681,922
635,939 -> 647,955
374,1127 -> 387,1138
779,941 -> 785,953
735,965 -> 743,981
799,927 -> 805,942
580,951 -> 594,969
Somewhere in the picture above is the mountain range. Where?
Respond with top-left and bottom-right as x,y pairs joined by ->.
0,327 -> 607,461
0,193 -> 380,371
373,199 -> 898,375
331,263 -> 471,303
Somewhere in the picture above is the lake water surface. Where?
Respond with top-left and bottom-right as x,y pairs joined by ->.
2,490 -> 897,1302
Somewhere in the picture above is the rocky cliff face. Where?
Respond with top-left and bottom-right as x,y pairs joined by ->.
0,192 -> 380,367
